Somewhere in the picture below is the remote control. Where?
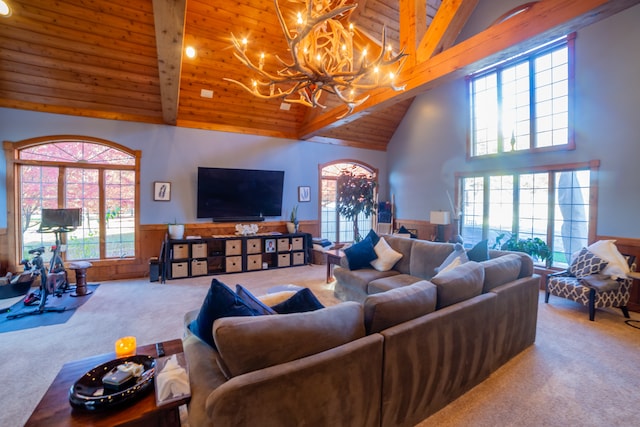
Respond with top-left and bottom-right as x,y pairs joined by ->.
156,342 -> 165,357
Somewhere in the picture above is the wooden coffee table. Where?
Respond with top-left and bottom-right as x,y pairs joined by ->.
25,338 -> 188,427
326,249 -> 344,283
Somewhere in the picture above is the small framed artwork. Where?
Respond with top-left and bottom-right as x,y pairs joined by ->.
154,181 -> 171,201
265,239 -> 276,253
298,186 -> 311,202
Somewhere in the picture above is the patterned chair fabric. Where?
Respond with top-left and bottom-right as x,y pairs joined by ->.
545,256 -> 636,321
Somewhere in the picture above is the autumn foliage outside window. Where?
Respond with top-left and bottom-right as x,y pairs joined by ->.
15,137 -> 137,263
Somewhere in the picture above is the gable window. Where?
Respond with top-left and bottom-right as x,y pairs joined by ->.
458,161 -> 598,268
468,34 -> 574,157
319,161 -> 377,244
7,136 -> 140,265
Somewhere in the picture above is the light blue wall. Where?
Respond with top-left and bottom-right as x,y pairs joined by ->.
0,109 -> 387,227
387,3 -> 640,238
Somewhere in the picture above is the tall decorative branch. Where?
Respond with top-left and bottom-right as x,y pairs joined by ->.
223,0 -> 407,117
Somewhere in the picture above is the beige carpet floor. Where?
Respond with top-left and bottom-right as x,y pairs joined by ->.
1,264 -> 639,427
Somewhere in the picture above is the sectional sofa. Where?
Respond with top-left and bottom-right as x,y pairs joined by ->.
181,237 -> 540,427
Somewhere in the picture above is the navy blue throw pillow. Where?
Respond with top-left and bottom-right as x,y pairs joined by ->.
344,237 -> 378,270
270,288 -> 325,314
190,279 -> 260,349
236,284 -> 276,315
467,239 -> 489,262
365,229 -> 381,246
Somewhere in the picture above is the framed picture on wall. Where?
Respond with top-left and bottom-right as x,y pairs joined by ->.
298,186 -> 310,202
154,182 -> 171,201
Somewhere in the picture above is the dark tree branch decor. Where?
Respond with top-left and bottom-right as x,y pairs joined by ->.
336,169 -> 376,242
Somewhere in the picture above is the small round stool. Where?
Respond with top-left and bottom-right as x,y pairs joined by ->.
69,261 -> 93,297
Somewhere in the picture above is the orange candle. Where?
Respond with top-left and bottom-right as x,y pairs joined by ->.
114,336 -> 136,358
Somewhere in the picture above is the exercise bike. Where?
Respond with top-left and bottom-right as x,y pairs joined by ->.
8,241 -> 69,319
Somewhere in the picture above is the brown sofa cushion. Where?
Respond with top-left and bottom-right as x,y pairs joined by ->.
364,280 -> 437,334
481,254 -> 523,293
213,302 -> 365,378
431,261 -> 484,309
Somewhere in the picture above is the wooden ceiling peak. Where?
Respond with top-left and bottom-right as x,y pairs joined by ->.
1,0 -> 639,150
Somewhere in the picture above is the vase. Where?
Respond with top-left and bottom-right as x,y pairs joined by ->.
286,222 -> 296,234
168,224 -> 185,240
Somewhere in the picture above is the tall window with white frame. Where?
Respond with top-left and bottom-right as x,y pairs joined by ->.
319,161 -> 377,244
459,163 -> 596,268
14,137 -> 138,264
468,34 -> 574,156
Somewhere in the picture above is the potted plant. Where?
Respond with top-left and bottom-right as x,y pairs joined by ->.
168,219 -> 184,240
336,170 -> 377,242
494,233 -> 552,267
287,205 -> 298,234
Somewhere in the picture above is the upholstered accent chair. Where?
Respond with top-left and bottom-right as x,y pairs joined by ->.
545,255 -> 636,321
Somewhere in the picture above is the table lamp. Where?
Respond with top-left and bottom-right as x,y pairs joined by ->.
430,211 -> 451,242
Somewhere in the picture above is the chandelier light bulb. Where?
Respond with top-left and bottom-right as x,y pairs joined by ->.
297,12 -> 303,25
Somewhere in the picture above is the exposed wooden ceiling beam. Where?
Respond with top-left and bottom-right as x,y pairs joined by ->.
416,0 -> 479,62
399,0 -> 426,67
152,0 -> 187,126
299,0 -> 640,139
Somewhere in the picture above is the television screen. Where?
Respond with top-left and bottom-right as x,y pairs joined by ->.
40,208 -> 82,229
197,167 -> 285,221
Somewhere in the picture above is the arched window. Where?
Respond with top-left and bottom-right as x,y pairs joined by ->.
5,136 -> 140,265
319,160 -> 377,243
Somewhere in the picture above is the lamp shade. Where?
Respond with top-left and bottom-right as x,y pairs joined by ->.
430,211 -> 451,225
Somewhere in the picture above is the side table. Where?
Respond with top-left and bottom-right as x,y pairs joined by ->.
326,249 -> 344,283
25,338 -> 188,427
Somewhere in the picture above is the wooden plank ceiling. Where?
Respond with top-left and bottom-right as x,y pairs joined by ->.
1,0 -> 639,151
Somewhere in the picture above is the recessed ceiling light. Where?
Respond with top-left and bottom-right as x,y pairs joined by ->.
280,103 -> 291,111
200,89 -> 213,98
185,46 -> 196,59
0,0 -> 11,17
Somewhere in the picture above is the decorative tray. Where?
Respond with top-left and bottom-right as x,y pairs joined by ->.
69,355 -> 156,411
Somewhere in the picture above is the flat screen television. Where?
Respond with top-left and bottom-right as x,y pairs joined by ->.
197,167 -> 285,222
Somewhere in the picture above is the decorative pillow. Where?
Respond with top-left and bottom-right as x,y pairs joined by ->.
434,243 -> 468,275
370,237 -> 403,272
270,288 -> 325,314
344,237 -> 378,270
190,279 -> 260,349
364,229 -> 381,246
467,239 -> 489,262
569,247 -> 609,278
257,290 -> 298,307
235,285 -> 276,315
586,240 -> 630,279
398,225 -> 417,239
431,261 -> 485,309
213,302 -> 365,378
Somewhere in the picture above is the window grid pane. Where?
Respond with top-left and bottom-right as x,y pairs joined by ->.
20,166 -> 59,264
518,173 -> 549,241
553,171 -> 590,266
105,170 -> 136,258
471,74 -> 498,156
469,38 -> 571,157
488,176 -> 514,245
461,177 -> 484,246
65,168 -> 100,260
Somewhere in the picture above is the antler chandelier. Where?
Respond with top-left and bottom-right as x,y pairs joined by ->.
223,0 -> 407,117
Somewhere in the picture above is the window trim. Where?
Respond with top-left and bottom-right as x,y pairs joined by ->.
3,135 -> 141,271
455,160 -> 600,265
466,33 -> 576,159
